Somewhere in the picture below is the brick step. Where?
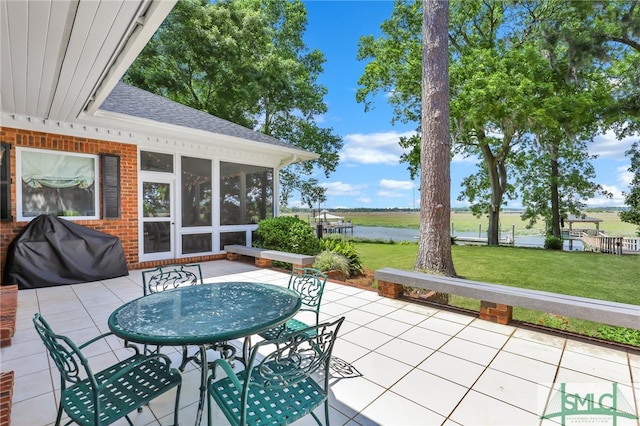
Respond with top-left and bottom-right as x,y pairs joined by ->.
0,285 -> 18,348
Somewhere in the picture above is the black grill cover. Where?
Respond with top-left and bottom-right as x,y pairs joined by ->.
3,215 -> 128,289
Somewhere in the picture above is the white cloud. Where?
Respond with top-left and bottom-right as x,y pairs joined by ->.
379,179 -> 415,191
340,130 -> 416,165
617,165 -> 633,187
584,184 -> 626,207
321,181 -> 367,196
452,152 -> 478,164
376,190 -> 405,198
357,197 -> 372,204
590,130 -> 637,159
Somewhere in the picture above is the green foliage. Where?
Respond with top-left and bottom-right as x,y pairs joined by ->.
124,0 -> 342,205
619,142 -> 640,236
356,0 -> 636,247
313,250 -> 351,278
543,236 -> 563,250
319,238 -> 364,277
597,326 -> 640,346
254,216 -> 319,255
538,314 -> 571,331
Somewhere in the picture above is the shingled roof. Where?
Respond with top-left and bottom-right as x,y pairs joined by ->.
100,82 -> 295,149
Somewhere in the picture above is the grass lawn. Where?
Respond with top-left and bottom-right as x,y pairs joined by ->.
354,241 -> 640,345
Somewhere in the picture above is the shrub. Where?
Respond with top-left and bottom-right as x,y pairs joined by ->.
597,326 -> 640,346
544,236 -> 563,250
313,250 -> 351,278
538,313 -> 571,331
254,216 -> 320,255
319,237 -> 364,276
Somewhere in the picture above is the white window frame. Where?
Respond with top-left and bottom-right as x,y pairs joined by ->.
16,147 -> 100,221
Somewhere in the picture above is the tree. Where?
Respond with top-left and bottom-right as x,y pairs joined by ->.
620,142 -> 640,236
124,0 -> 342,205
515,26 -> 613,237
358,1 -> 550,245
416,0 -> 455,276
299,178 -> 326,216
357,0 -> 634,246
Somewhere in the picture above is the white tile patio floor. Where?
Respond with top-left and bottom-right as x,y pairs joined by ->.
2,260 -> 639,426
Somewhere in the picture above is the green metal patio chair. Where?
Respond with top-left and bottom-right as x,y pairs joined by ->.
207,317 -> 345,426
142,262 -> 204,295
33,313 -> 182,426
241,267 -> 328,363
142,263 -> 236,371
261,267 -> 328,338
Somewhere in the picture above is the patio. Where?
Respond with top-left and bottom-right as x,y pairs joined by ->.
2,260 -> 639,426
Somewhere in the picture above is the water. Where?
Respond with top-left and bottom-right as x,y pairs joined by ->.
343,225 -> 584,250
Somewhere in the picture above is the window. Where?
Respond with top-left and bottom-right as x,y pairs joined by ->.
17,148 -> 99,220
182,156 -> 212,227
220,162 -> 273,225
140,150 -> 173,173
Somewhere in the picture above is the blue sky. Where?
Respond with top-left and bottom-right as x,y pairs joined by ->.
290,0 -> 637,210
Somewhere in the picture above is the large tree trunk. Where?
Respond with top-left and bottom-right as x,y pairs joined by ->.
550,142 -> 561,238
481,144 -> 505,246
415,0 -> 456,278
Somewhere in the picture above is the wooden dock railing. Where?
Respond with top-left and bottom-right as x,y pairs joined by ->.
581,235 -> 625,254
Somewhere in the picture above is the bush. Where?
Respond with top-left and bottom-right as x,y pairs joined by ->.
254,216 -> 320,255
313,250 -> 351,278
597,326 -> 640,346
544,236 -> 563,250
319,237 -> 364,277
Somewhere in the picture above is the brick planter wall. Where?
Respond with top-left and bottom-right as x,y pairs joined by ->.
479,301 -> 513,325
377,280 -> 404,299
0,286 -> 17,348
0,371 -> 14,426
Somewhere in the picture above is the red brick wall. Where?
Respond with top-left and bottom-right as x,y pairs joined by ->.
0,371 -> 14,426
0,126 -> 140,272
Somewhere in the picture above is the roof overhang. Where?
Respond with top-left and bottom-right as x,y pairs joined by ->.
84,108 -> 319,164
0,0 -> 177,122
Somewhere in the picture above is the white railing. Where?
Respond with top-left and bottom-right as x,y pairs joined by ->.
622,237 -> 640,252
581,234 -> 639,254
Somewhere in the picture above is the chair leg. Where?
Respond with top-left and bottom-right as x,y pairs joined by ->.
54,402 -> 64,426
172,382 -> 182,426
324,399 -> 331,426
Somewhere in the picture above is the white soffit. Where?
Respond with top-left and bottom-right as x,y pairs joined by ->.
0,0 -> 176,122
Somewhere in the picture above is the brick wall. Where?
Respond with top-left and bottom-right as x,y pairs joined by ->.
0,126 -> 140,270
0,371 -> 13,426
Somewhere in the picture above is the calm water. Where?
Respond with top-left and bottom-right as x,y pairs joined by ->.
338,225 -> 584,250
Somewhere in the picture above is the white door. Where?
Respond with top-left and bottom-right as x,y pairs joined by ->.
140,178 -> 175,261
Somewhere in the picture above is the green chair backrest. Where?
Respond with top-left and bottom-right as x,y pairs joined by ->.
33,313 -> 94,386
247,316 -> 343,391
288,267 -> 327,322
142,263 -> 203,295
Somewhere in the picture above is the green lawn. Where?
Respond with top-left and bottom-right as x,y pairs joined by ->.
354,241 -> 640,345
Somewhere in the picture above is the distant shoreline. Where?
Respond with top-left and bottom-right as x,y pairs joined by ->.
287,209 -> 636,237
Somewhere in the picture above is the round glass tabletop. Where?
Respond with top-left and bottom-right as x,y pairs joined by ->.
108,282 -> 301,345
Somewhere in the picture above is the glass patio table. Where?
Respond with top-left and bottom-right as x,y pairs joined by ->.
108,281 -> 301,426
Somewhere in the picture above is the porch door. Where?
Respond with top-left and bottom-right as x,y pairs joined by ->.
141,178 -> 175,261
